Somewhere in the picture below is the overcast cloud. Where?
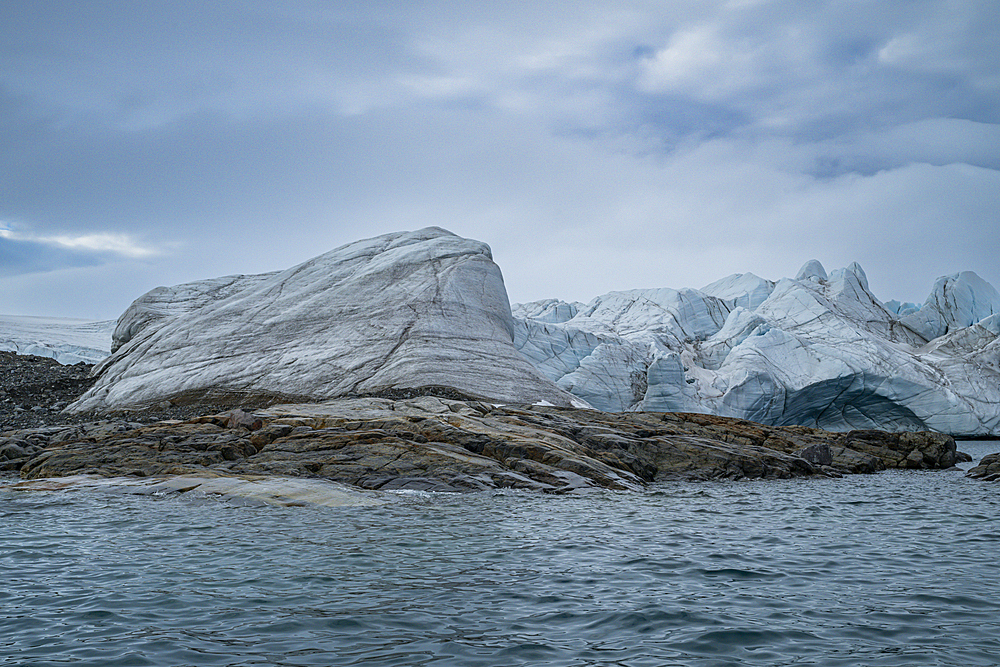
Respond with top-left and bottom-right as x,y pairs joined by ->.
1,0 -> 997,319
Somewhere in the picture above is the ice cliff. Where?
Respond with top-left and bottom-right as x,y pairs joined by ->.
514,261 -> 1000,436
70,228 -> 581,412
0,315 -> 114,364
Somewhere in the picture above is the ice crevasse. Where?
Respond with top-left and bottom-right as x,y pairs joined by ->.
513,261 -> 1000,436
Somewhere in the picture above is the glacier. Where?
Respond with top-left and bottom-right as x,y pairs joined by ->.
514,260 -> 1000,436
2,225 -> 989,436
0,315 -> 114,364
69,228 -> 581,412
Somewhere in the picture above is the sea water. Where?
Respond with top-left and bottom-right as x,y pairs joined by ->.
2,441 -> 999,667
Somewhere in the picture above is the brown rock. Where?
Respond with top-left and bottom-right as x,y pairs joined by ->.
8,398 -> 967,493
967,452 -> 1000,481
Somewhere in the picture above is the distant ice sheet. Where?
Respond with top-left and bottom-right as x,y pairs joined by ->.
0,314 -> 114,364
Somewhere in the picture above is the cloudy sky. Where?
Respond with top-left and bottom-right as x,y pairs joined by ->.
2,0 -> 998,319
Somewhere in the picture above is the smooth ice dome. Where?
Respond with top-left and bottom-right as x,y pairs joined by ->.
70,227 -> 580,412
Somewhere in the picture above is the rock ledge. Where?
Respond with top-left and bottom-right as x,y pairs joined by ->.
2,398 -> 964,494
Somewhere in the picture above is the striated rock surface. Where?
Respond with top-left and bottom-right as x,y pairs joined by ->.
5,399 -> 962,493
70,227 -> 580,412
515,261 -> 1000,436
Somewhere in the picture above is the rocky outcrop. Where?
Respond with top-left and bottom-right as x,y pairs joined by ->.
6,474 -> 383,507
967,453 -> 1000,481
69,228 -> 580,413
5,399 -> 963,493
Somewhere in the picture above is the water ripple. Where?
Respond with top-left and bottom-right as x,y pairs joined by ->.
2,440 -> 999,666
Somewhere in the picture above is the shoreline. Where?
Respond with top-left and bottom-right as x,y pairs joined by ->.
1,395 -> 973,493
3,351 -> 997,492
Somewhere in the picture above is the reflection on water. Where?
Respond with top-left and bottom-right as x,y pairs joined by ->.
2,441 -> 999,666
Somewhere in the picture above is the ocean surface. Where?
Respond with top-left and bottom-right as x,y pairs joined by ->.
3,441 -> 999,667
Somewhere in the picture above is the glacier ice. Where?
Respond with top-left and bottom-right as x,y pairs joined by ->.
0,315 -> 114,364
70,228 -> 579,412
795,259 -> 828,282
11,225 -> 993,437
700,272 -> 775,310
515,259 -> 1000,436
900,271 -> 1000,341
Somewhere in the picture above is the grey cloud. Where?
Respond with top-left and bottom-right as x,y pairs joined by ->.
0,236 -> 102,276
635,0 -> 1000,142
808,119 -> 1000,178
1,2 -> 419,130
0,0 -> 997,319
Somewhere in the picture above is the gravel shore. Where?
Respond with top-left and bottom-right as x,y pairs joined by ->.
0,351 -> 241,431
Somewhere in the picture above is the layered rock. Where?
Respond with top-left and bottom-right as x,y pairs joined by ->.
515,261 -> 1000,436
6,399 -> 961,493
70,228 -> 580,412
